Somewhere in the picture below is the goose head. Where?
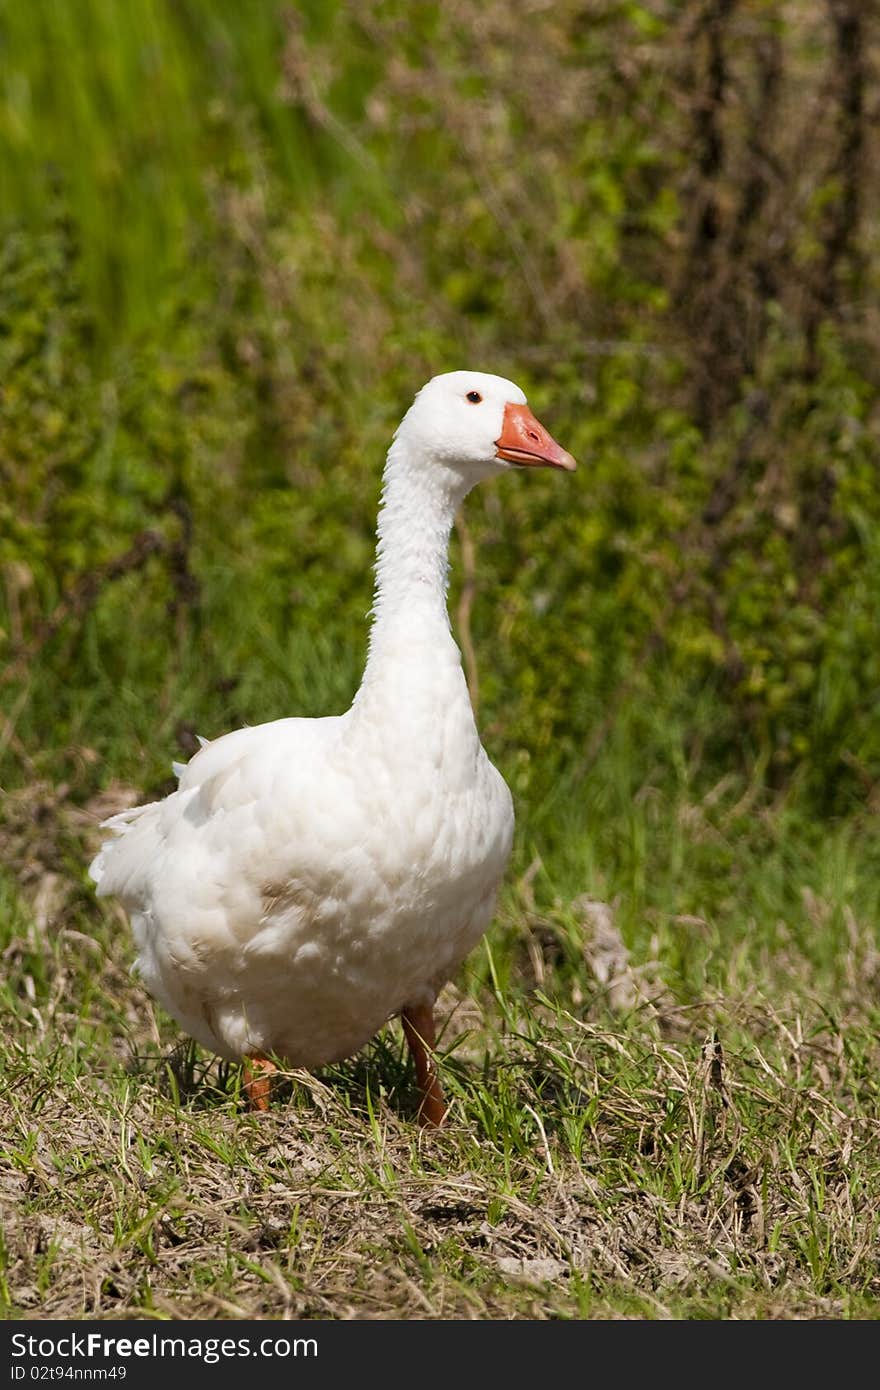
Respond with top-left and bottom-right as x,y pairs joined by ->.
396,370 -> 576,484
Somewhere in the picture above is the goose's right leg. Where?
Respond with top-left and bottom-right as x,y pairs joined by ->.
401,1004 -> 446,1127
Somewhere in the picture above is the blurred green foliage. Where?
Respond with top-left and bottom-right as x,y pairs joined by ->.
1,0 -> 878,844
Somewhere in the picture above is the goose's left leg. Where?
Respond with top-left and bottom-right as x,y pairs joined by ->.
243,1053 -> 278,1111
401,1004 -> 446,1127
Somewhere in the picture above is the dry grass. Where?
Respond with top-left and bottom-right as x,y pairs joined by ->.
2,778 -> 879,1321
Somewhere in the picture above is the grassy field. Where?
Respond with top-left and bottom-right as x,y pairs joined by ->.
2,0 -> 880,1320
3,711 -> 879,1319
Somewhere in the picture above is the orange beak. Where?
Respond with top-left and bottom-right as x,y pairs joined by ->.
495,402 -> 576,473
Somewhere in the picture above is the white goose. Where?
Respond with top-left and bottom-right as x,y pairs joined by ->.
91,371 -> 574,1125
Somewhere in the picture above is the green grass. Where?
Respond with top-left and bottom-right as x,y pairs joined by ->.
0,0 -> 348,339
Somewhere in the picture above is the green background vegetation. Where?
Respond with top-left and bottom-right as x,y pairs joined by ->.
1,0 -> 878,1319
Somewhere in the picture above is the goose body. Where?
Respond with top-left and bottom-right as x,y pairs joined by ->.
90,371 -> 574,1119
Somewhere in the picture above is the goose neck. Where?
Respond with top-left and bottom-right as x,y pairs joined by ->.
356,437 -> 472,698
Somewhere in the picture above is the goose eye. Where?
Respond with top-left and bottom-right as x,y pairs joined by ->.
466,390 -> 483,404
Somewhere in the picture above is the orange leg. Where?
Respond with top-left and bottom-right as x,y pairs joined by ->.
401,1003 -> 446,1128
243,1053 -> 278,1112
